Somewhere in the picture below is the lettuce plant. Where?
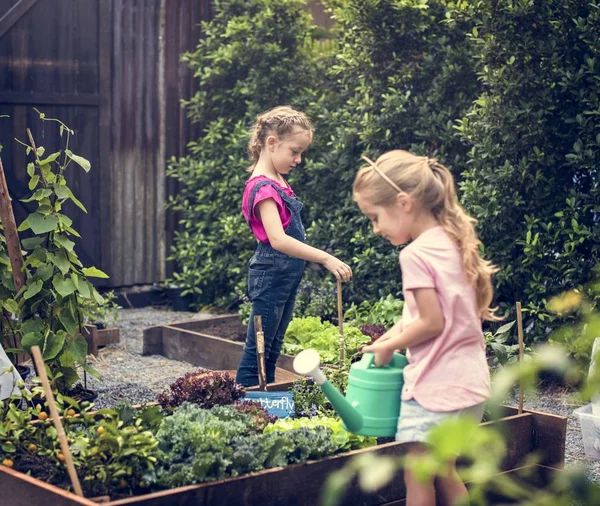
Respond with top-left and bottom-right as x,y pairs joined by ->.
157,371 -> 245,413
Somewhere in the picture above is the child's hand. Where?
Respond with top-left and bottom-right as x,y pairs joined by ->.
361,342 -> 394,366
322,254 -> 352,282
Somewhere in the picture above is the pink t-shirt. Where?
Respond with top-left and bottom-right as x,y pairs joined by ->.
242,175 -> 294,244
399,226 -> 491,412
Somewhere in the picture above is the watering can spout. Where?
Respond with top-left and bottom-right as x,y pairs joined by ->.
293,350 -> 363,433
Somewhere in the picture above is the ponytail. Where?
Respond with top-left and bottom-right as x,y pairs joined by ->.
428,161 -> 500,321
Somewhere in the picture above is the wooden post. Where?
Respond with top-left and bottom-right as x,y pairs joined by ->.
337,279 -> 344,366
516,301 -> 525,414
0,159 -> 26,294
30,346 -> 84,497
254,316 -> 267,391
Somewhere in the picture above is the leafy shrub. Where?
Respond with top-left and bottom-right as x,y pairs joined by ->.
344,294 -> 404,328
454,0 -> 600,342
483,321 -> 531,370
293,274 -> 339,321
157,371 -> 246,413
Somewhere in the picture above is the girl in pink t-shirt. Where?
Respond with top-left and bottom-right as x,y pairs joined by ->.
353,150 -> 500,506
236,106 -> 353,387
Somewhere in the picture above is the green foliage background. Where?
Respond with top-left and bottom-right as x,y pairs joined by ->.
169,0 -> 600,351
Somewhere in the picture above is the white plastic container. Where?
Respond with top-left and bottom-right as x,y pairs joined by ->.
574,404 -> 600,459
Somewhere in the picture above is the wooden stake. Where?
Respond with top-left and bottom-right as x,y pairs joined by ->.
31,346 -> 84,497
0,158 -> 27,364
0,158 -> 26,294
516,302 -> 525,414
337,278 -> 344,366
254,315 -> 267,391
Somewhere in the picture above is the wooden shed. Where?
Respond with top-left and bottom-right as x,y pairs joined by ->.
0,0 -> 210,287
0,0 -> 332,288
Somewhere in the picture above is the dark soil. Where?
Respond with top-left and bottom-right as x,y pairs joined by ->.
13,452 -> 69,487
199,320 -> 247,343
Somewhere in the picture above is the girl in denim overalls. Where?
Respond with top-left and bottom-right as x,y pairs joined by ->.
236,106 -> 353,387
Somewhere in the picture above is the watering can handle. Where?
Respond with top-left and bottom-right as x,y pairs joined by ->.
364,353 -> 378,369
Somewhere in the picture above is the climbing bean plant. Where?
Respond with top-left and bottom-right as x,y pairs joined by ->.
3,111 -> 108,390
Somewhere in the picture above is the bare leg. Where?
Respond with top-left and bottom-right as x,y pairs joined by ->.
435,460 -> 469,506
404,443 -> 437,506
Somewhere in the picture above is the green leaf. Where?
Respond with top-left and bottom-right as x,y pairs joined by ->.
39,151 -> 61,165
16,218 -> 30,232
28,213 -> 59,234
21,236 -> 45,249
66,188 -> 87,213
57,308 -> 78,336
21,188 -> 52,203
42,331 -> 66,360
65,150 -> 91,172
23,280 -> 44,300
77,281 -> 91,299
54,234 -> 75,252
2,299 -> 19,313
82,267 -> 109,279
53,276 -> 76,297
81,360 -> 102,380
21,318 -> 43,335
55,186 -> 70,200
70,333 -> 88,363
49,250 -> 71,275
21,332 -> 44,351
496,321 -> 516,335
36,263 -> 55,282
28,175 -> 40,190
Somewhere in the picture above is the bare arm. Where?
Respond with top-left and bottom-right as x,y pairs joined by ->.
256,199 -> 352,282
362,287 -> 443,365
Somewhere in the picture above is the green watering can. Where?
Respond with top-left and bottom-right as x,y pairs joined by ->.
293,349 -> 409,437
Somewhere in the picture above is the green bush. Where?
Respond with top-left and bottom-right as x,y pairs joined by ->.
294,0 -> 480,305
454,0 -> 600,341
169,0 -> 479,311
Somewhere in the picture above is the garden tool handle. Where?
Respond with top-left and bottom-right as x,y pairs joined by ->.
337,278 -> 344,366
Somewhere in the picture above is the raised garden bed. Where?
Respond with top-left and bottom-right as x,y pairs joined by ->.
142,314 -> 297,388
83,324 -> 121,356
0,406 -> 567,506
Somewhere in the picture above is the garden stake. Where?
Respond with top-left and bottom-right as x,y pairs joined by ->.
30,345 -> 84,497
254,315 -> 267,391
516,301 -> 525,414
337,278 -> 344,366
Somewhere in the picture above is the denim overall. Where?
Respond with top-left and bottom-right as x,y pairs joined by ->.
236,180 -> 306,387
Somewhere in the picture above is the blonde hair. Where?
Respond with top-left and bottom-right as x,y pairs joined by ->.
247,106 -> 313,172
353,150 -> 500,321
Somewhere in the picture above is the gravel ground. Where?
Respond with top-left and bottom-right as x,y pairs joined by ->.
83,307 -> 598,483
84,307 -> 212,408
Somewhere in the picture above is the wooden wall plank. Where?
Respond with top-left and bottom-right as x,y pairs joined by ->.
0,0 -> 40,39
98,0 -> 112,283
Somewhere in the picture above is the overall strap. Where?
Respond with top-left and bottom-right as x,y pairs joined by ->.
247,179 -> 296,224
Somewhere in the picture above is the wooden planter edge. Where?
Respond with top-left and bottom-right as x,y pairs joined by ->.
0,409 -> 566,506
